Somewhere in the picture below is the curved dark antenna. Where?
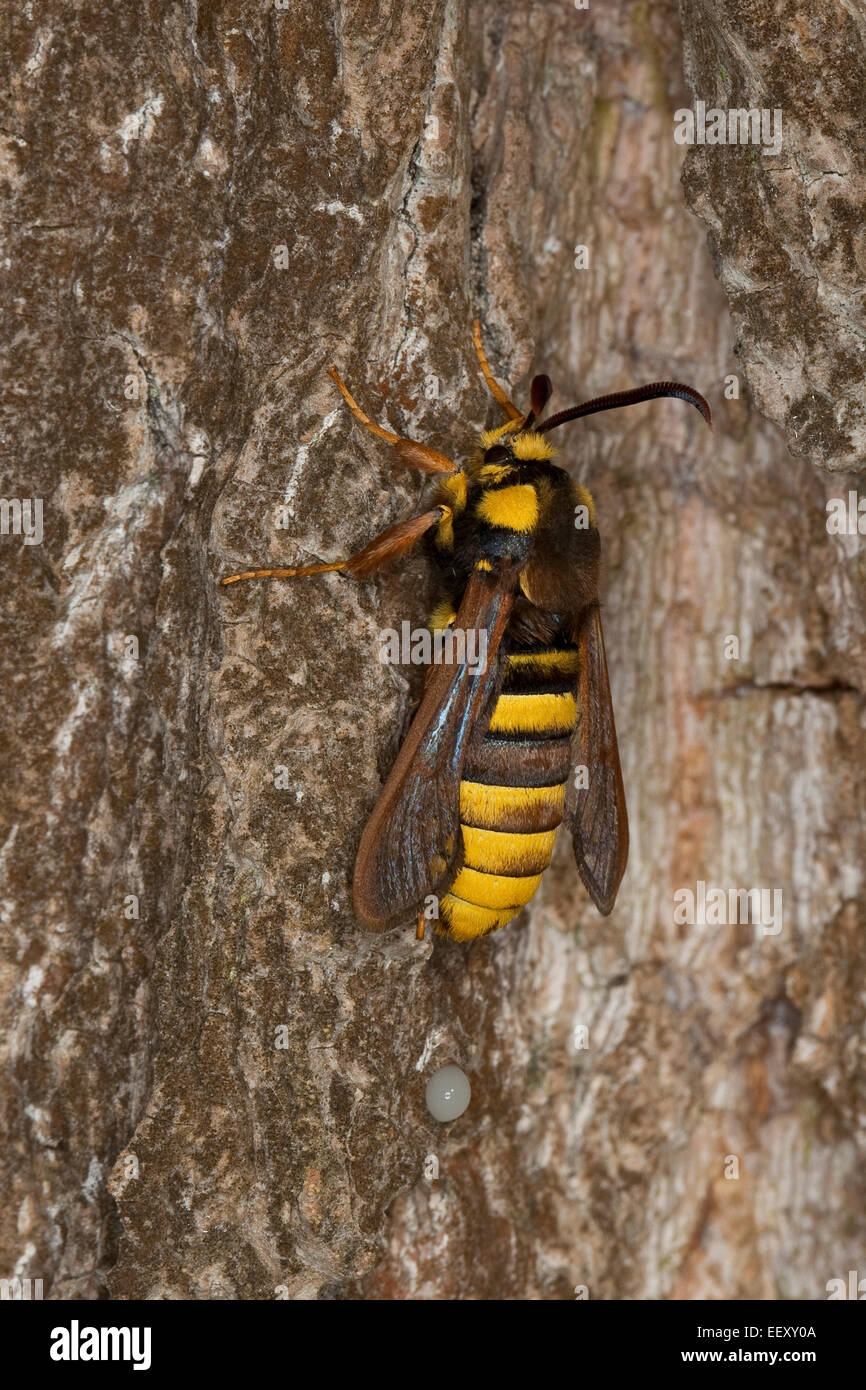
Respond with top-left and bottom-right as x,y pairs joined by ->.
521,374 -> 554,430
538,381 -> 711,433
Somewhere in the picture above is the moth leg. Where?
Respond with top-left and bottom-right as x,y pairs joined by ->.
221,506 -> 451,586
328,366 -> 400,444
415,914 -> 426,941
328,367 -> 457,475
472,319 -> 522,421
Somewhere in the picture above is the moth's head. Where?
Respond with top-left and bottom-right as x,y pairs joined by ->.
474,372 -> 557,478
479,421 -> 557,476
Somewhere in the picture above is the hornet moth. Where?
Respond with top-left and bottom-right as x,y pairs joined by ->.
221,322 -> 710,942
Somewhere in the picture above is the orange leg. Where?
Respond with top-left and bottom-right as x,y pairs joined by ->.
221,506 -> 450,586
328,368 -> 457,475
222,363 -> 460,586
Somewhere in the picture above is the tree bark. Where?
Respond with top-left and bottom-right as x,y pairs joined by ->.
679,0 -> 866,471
1,0 -> 863,1301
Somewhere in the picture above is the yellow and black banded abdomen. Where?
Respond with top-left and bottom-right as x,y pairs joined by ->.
440,647 -> 578,941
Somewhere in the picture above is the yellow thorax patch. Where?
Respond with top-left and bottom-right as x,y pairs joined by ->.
477,483 -> 539,533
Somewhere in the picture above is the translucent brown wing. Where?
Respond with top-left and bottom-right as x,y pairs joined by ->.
353,568 -> 515,930
564,603 -> 628,915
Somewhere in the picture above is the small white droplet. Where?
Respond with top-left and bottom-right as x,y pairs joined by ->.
425,1064 -> 471,1122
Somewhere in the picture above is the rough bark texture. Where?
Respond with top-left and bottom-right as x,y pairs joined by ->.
1,1 -> 864,1301
678,0 -> 866,471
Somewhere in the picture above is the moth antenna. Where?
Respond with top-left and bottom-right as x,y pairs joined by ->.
538,381 -> 712,433
472,319 -> 522,421
522,373 -> 554,429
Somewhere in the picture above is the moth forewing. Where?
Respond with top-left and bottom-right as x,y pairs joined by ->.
352,566 -> 516,930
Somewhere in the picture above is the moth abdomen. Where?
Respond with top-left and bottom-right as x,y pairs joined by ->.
437,637 -> 578,942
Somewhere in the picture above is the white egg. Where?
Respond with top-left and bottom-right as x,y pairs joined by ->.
425,1065 -> 471,1121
